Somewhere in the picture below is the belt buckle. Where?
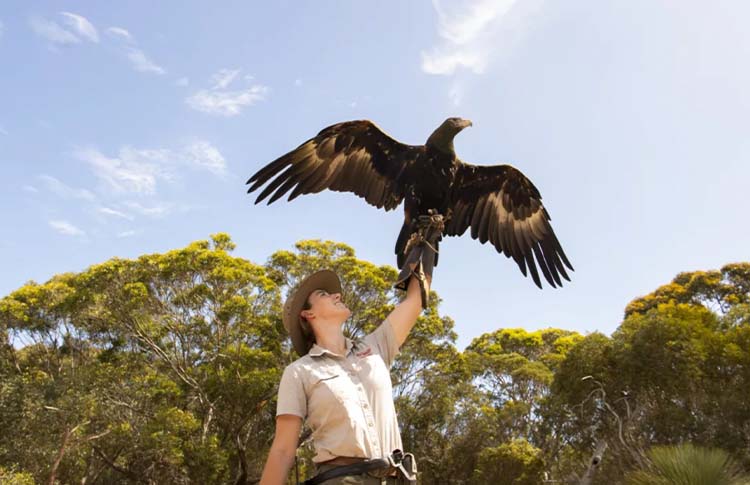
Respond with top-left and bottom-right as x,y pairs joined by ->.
388,450 -> 416,482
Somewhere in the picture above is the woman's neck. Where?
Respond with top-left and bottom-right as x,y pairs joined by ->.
313,321 -> 348,356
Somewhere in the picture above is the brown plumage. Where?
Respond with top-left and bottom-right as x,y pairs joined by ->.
246,118 -> 573,288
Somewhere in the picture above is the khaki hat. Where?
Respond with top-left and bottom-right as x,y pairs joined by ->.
283,269 -> 343,356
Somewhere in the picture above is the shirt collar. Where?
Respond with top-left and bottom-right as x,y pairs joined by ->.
308,337 -> 354,358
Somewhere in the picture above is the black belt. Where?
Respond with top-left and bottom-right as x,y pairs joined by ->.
302,458 -> 390,485
303,449 -> 416,485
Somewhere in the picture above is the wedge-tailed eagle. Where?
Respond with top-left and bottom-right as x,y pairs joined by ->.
246,118 -> 573,288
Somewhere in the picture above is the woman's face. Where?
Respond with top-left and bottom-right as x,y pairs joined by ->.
304,288 -> 351,323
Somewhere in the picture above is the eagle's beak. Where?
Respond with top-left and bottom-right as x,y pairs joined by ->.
462,119 -> 473,128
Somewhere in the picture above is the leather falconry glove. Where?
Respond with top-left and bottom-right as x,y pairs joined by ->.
394,212 -> 444,309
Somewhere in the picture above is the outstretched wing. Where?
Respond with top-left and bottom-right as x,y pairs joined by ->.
445,162 -> 574,288
246,120 -> 423,210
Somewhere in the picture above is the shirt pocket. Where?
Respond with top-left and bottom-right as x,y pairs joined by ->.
310,372 -> 351,407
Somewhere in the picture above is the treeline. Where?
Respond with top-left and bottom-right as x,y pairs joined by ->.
1,235 -> 748,484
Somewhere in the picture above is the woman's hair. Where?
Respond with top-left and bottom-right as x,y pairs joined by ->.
299,297 -> 316,345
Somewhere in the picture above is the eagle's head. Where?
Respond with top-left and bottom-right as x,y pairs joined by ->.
426,117 -> 473,153
444,117 -> 473,131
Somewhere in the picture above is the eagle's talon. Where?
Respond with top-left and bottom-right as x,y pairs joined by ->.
417,212 -> 445,234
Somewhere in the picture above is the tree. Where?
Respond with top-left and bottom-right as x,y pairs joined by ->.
460,328 -> 582,482
466,328 -> 581,442
472,439 -> 545,485
625,263 -> 750,318
543,332 -> 616,481
3,239 -> 749,484
548,263 -> 750,481
1,236 -> 462,484
1,234 -> 279,484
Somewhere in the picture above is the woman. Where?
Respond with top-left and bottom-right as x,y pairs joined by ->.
259,267 -> 427,485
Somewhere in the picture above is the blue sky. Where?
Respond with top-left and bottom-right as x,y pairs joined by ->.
1,1 -> 749,349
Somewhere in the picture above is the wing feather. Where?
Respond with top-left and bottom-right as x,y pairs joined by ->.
267,173 -> 303,204
247,120 -> 422,210
446,162 -> 573,288
255,165 -> 295,202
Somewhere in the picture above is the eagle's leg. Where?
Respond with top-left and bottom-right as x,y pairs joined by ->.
394,210 -> 445,309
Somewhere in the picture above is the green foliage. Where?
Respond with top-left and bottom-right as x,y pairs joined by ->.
1,238 -> 749,484
546,271 -> 750,481
465,327 -> 581,447
472,439 -> 545,485
0,466 -> 36,485
625,263 -> 750,317
0,234 -> 279,484
626,444 -> 750,485
0,236 -> 461,484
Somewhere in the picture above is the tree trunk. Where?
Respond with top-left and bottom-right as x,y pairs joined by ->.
48,427 -> 73,485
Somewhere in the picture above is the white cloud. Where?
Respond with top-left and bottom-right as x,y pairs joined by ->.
39,174 -> 96,200
49,220 -> 85,236
75,140 -> 226,195
106,26 -> 133,42
75,146 -> 168,194
436,0 -> 514,45
104,26 -> 164,76
186,69 -> 268,116
29,16 -> 80,45
187,85 -> 268,116
23,185 -> 39,193
421,0 -> 529,76
30,12 -> 99,46
184,141 -> 226,175
294,79 -> 302,86
176,77 -> 189,87
117,230 -> 137,238
59,12 -> 99,43
126,47 -> 165,75
422,49 -> 487,75
124,201 -> 172,218
98,207 -> 134,220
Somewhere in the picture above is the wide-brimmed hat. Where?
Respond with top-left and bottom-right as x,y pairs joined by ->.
283,269 -> 343,356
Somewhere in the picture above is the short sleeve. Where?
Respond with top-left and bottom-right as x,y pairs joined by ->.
364,319 -> 400,368
276,364 -> 307,418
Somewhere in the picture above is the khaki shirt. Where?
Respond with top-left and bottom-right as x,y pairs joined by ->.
276,320 -> 402,463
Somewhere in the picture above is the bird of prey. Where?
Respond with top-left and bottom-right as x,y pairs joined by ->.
246,118 -> 573,288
